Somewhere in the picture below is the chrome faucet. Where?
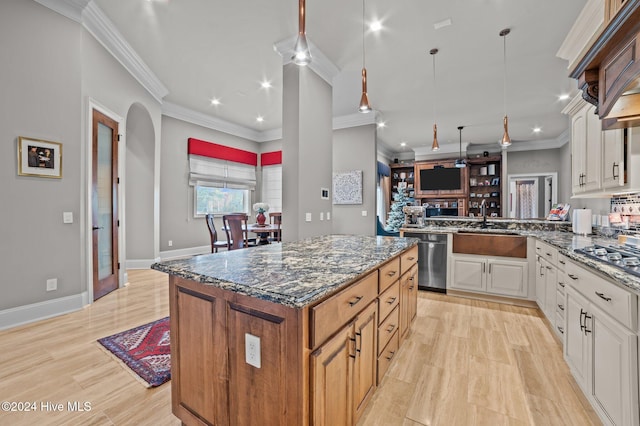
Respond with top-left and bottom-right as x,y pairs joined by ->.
480,199 -> 488,228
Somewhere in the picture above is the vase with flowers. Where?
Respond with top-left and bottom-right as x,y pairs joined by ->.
252,202 -> 269,226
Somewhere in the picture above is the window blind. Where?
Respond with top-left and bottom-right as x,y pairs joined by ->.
261,164 -> 282,213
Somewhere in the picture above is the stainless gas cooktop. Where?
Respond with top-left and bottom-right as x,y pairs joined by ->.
574,244 -> 640,278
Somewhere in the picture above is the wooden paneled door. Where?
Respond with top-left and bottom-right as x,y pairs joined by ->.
92,109 -> 119,300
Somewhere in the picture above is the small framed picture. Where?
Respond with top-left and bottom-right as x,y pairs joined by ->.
17,136 -> 62,178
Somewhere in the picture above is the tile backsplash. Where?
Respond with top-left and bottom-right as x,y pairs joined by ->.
609,193 -> 640,233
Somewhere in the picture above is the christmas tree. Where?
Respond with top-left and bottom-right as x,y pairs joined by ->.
385,187 -> 411,232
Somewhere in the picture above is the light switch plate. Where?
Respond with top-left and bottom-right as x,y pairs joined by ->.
326,212 -> 331,220
63,212 -> 73,224
361,210 -> 367,217
305,213 -> 312,222
320,212 -> 324,221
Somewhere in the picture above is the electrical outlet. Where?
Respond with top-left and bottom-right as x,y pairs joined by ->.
305,213 -> 312,222
361,210 -> 367,217
320,212 -> 324,221
46,278 -> 57,292
245,333 -> 261,368
168,240 -> 173,247
63,212 -> 73,224
326,212 -> 331,220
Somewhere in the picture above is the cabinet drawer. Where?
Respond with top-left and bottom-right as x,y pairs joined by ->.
378,280 -> 400,323
538,241 -> 558,265
310,271 -> 379,348
557,254 -> 568,272
556,290 -> 565,318
566,261 -> 638,330
400,246 -> 419,276
379,257 -> 401,293
378,306 -> 399,356
377,330 -> 399,384
555,312 -> 565,337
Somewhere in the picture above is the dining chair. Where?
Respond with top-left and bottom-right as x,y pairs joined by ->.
268,212 -> 282,242
205,214 -> 228,253
222,214 -> 257,250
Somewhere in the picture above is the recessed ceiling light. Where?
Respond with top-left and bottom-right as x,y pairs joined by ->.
559,94 -> 570,101
434,18 -> 452,30
533,127 -> 542,133
256,116 -> 264,122
400,142 -> 407,147
261,81 -> 272,89
211,98 -> 220,106
369,20 -> 382,32
377,121 -> 386,128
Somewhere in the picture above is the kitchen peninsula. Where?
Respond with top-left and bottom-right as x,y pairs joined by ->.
151,235 -> 419,426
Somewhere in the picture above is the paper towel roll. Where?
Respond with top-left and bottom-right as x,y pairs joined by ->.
572,209 -> 592,235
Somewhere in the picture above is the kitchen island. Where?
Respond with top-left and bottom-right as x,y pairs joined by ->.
152,234 -> 419,426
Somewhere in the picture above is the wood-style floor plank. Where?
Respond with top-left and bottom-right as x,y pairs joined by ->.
0,270 -> 601,425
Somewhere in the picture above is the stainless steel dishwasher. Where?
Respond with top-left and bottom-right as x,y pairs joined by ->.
404,232 -> 447,292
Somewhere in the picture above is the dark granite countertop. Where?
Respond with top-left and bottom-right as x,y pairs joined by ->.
401,222 -> 640,295
151,235 -> 418,308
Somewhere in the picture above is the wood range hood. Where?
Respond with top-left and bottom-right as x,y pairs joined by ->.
571,0 -> 640,129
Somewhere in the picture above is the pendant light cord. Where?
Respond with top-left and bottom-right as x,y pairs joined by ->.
503,31 -> 508,117
432,52 -> 436,123
362,0 -> 366,69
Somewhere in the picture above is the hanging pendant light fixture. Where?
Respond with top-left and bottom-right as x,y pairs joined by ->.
292,0 -> 311,66
455,126 -> 466,168
430,48 -> 440,151
499,28 -> 512,147
358,0 -> 372,113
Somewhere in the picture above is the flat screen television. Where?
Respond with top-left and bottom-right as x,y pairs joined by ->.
419,167 -> 462,191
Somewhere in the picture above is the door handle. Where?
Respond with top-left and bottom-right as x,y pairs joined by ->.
579,308 -> 585,331
92,226 -> 103,231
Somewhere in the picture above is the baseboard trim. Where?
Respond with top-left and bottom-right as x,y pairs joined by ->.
446,289 -> 538,308
126,258 -> 159,269
0,292 -> 88,331
159,245 -> 210,261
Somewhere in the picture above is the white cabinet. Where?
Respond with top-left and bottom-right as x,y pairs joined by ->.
451,255 -> 527,298
563,94 -> 627,196
564,261 -> 639,426
534,241 -> 561,325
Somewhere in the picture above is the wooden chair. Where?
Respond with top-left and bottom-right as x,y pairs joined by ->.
268,212 -> 282,242
205,214 -> 228,253
222,214 -> 257,250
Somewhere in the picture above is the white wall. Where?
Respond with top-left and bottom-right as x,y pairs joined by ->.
333,125 -> 377,235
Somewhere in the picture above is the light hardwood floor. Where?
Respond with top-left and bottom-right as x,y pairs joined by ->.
0,269 -> 601,426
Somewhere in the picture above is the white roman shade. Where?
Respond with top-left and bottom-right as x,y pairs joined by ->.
189,156 -> 256,190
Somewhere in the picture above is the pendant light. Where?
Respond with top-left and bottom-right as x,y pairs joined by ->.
292,0 -> 311,66
499,28 -> 512,147
430,48 -> 440,151
455,126 -> 466,168
358,0 -> 372,113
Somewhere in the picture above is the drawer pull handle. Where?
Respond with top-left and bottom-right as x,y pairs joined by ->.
558,282 -> 565,288
408,285 -> 414,290
595,291 -> 612,302
558,304 -> 564,311
386,297 -> 397,305
546,252 -> 552,257
557,326 -> 564,334
546,266 -> 552,270
386,271 -> 397,277
348,296 -> 363,307
559,260 -> 566,265
407,256 -> 416,261
568,274 -> 578,280
387,324 -> 396,333
386,350 -> 396,361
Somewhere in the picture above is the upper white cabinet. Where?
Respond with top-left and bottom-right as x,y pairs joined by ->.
562,94 -> 626,197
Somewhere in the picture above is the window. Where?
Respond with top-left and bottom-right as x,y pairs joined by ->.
261,165 -> 282,213
194,185 -> 249,216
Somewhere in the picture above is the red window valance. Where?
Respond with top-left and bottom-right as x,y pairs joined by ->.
187,137 -> 257,166
261,151 -> 282,166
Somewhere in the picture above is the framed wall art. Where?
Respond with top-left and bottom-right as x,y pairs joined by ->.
332,170 -> 362,205
17,136 -> 62,178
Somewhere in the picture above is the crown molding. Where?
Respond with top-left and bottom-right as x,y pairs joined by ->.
333,112 -> 376,130
273,36 -> 340,86
562,92 -> 589,116
162,101 -> 267,141
34,0 -> 91,23
81,2 -> 169,103
556,0 -> 604,68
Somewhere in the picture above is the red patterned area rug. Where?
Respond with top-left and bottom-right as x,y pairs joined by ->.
97,317 -> 171,388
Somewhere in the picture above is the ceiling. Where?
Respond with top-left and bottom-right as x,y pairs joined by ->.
93,0 -> 588,156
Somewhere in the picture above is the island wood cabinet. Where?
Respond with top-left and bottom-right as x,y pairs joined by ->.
168,245 -> 418,426
564,259 -> 639,426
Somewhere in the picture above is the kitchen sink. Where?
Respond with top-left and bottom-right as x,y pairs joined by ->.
453,231 -> 527,258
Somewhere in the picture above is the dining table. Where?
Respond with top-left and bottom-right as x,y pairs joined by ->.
246,223 -> 280,245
